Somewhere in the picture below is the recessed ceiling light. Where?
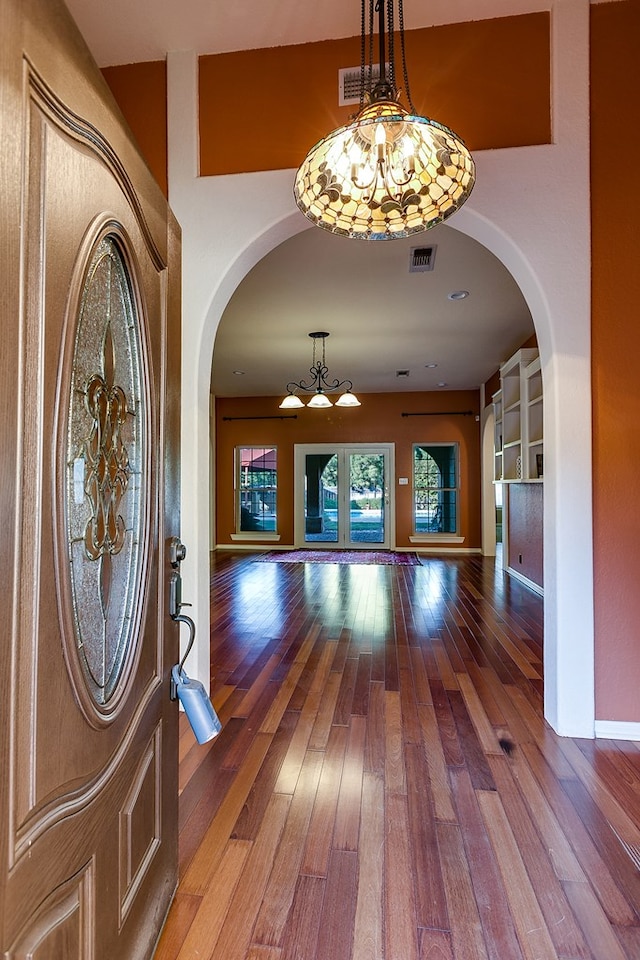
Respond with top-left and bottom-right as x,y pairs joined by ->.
437,381 -> 448,387
233,370 -> 245,375
448,290 -> 469,301
425,362 -> 438,368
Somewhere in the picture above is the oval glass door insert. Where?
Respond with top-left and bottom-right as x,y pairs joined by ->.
65,234 -> 147,708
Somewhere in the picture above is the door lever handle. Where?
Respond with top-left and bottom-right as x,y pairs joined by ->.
170,613 -> 196,700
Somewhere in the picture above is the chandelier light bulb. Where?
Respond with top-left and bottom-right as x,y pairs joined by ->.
307,392 -> 333,408
335,391 -> 361,407
279,394 -> 305,409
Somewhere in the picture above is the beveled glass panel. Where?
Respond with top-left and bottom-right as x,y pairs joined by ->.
66,235 -> 146,706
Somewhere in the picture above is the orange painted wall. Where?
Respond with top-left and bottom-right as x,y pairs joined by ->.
199,13 -> 550,176
216,391 -> 481,548
102,61 -> 168,196
100,15 -> 549,194
591,1 -> 640,722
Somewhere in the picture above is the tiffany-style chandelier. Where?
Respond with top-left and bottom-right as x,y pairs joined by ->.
294,0 -> 475,240
279,332 -> 361,409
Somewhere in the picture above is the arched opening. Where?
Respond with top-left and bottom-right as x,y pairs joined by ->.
193,195 -> 592,738
170,0 -> 593,738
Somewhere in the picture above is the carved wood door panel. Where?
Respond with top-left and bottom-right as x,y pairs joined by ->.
0,0 -> 181,956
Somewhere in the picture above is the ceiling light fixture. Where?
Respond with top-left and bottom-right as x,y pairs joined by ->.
279,332 -> 361,409
448,290 -> 469,301
294,0 -> 475,240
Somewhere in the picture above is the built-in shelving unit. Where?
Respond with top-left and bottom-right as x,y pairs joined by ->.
525,355 -> 543,480
493,348 -> 541,481
493,388 -> 503,481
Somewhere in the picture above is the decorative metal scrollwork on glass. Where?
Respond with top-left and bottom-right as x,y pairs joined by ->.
66,234 -> 146,707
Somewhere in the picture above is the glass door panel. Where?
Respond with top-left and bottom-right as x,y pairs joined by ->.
348,453 -> 385,544
304,453 -> 338,542
297,445 -> 393,549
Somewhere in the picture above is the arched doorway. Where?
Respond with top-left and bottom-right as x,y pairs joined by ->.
168,0 -> 593,737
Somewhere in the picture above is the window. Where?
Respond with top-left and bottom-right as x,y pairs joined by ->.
413,443 -> 458,534
236,447 -> 277,532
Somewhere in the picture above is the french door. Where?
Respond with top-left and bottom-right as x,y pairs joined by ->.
295,444 -> 395,549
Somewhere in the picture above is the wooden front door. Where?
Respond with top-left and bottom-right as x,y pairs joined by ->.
0,0 -> 181,956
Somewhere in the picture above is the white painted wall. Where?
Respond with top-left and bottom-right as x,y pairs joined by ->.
167,0 -> 594,738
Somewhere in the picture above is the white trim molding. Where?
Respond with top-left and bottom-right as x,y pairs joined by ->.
594,721 -> 640,742
230,532 -> 281,542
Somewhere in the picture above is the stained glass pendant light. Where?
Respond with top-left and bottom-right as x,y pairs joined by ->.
279,332 -> 361,409
294,0 -> 475,240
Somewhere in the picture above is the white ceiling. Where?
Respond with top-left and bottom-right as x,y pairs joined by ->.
65,0 -> 557,67
212,224 -> 533,398
64,0 -> 537,399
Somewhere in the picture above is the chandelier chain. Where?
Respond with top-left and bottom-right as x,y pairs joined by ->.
397,0 -> 415,113
359,0 -> 366,110
284,333 -> 354,396
386,0 -> 395,90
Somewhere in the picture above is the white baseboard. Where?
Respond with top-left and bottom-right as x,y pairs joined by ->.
414,547 -> 482,555
215,544 -> 481,554
506,566 -> 544,596
215,543 -> 293,551
594,720 -> 640,742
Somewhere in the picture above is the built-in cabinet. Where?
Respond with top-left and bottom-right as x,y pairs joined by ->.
493,347 -> 542,482
493,347 -> 544,594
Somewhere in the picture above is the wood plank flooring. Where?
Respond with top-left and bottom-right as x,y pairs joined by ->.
154,551 -> 640,960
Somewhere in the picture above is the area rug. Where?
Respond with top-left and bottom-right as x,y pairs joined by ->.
256,549 -> 420,565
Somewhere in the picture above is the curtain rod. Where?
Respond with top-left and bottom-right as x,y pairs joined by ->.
401,410 -> 476,418
222,415 -> 298,421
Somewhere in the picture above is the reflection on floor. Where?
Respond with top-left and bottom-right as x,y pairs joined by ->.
155,551 -> 640,960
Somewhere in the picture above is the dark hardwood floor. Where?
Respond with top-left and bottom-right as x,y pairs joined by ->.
155,551 -> 640,960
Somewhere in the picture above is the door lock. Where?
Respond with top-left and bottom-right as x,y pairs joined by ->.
169,536 -> 187,568
168,537 -> 191,618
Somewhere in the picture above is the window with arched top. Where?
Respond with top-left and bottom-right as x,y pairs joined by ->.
413,444 -> 458,534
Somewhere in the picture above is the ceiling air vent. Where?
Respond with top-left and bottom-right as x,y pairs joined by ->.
396,370 -> 410,379
409,245 -> 437,273
338,64 -> 389,106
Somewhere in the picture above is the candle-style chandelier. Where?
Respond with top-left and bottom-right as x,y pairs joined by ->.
279,332 -> 361,409
294,0 -> 475,240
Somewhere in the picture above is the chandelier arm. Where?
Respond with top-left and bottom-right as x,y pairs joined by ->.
351,161 -> 380,192
384,157 -> 415,190
319,376 -> 354,392
286,374 -> 354,395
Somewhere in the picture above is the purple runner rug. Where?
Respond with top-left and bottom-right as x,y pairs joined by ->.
256,549 -> 421,565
